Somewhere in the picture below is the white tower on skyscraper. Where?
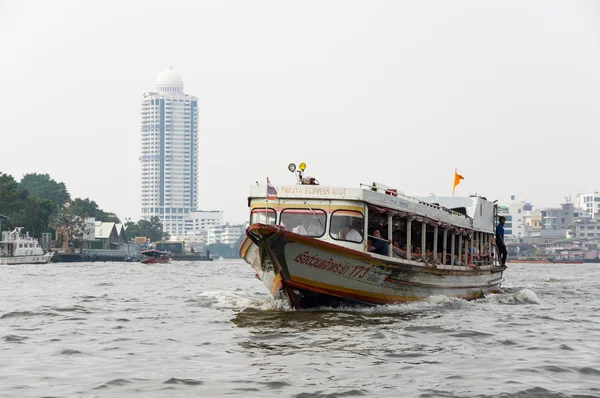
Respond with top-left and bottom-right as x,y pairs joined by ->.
140,67 -> 199,236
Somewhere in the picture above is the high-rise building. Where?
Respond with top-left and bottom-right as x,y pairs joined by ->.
140,67 -> 198,236
576,192 -> 600,218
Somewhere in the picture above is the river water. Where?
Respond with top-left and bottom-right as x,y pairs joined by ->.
1,260 -> 599,397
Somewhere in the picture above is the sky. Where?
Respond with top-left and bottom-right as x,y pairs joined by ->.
1,0 -> 599,224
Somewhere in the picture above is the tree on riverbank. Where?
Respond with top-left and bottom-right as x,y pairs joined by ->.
0,173 -> 55,237
0,171 -> 120,239
70,198 -> 120,223
125,216 -> 169,242
19,173 -> 70,208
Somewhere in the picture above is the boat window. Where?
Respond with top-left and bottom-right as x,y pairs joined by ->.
280,209 -> 326,237
19,244 -> 23,248
330,210 -> 364,243
250,208 -> 277,225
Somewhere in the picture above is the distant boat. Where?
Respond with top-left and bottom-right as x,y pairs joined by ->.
152,241 -> 213,261
140,249 -> 171,264
0,228 -> 54,265
507,258 -> 552,264
549,258 -> 584,264
508,257 -> 585,265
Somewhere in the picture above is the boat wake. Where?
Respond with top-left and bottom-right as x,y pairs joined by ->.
200,287 -> 542,316
196,291 -> 291,311
491,288 -> 541,305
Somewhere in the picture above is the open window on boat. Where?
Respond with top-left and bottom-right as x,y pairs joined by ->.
280,209 -> 326,237
366,210 -> 388,241
391,214 -> 408,254
250,208 -> 277,225
330,210 -> 364,243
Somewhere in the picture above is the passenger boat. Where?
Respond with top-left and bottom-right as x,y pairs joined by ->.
140,249 -> 171,264
239,163 -> 505,309
0,228 -> 54,265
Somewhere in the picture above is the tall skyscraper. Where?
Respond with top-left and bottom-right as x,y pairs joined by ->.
140,67 -> 198,236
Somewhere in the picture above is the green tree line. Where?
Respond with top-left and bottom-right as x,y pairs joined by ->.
0,172 -> 166,242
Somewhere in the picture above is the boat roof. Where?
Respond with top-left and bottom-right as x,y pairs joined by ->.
248,184 -> 495,233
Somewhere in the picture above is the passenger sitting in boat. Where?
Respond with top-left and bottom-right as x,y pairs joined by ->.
367,229 -> 389,256
391,243 -> 410,259
292,223 -> 307,235
469,245 -> 481,262
447,254 -> 459,265
339,223 -> 362,242
293,218 -> 322,236
480,246 -> 491,262
393,231 -> 405,247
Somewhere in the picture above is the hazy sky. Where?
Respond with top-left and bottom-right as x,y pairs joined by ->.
1,1 -> 599,223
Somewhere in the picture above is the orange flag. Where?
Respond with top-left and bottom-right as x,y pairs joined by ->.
453,169 -> 464,195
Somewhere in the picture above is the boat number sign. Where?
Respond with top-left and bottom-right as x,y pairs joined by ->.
291,251 -> 387,284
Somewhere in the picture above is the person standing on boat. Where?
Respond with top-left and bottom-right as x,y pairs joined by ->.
495,217 -> 508,267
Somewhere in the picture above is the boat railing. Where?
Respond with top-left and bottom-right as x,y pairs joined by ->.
360,183 -> 469,219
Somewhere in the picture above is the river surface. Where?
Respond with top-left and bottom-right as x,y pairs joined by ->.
1,260 -> 599,397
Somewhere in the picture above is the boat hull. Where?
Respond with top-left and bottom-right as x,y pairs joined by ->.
170,254 -> 213,262
507,259 -> 551,264
0,252 -> 54,265
240,224 -> 505,309
141,258 -> 171,264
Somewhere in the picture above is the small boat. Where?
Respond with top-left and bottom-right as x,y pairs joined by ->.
140,249 -> 171,264
240,163 -> 505,309
0,228 -> 54,265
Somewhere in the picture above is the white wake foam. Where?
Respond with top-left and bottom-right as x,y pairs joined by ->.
197,290 -> 290,311
493,288 -> 541,305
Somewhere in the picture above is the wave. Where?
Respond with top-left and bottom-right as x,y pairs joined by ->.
0,310 -> 58,319
163,377 -> 203,385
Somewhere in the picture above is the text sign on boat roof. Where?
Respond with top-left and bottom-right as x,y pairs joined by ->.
279,186 -> 350,197
251,185 -> 364,200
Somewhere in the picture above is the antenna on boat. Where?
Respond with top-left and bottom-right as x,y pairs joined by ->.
304,201 -> 324,228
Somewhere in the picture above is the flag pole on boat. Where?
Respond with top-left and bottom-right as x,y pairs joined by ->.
265,178 -> 269,223
266,177 -> 278,224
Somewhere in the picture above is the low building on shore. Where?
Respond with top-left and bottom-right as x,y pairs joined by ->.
92,221 -> 127,250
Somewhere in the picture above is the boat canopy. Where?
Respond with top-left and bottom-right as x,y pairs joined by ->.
248,184 -> 495,233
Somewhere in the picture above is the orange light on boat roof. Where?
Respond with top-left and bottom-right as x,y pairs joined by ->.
299,162 -> 306,171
